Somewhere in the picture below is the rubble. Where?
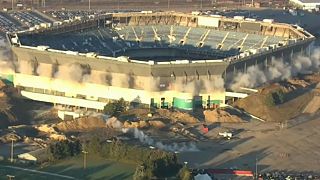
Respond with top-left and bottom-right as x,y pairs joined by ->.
35,124 -> 57,134
55,116 -> 106,132
148,120 -> 166,129
204,109 -> 243,123
157,109 -> 199,124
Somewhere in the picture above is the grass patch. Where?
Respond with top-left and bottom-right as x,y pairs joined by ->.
40,155 -> 135,180
0,155 -> 135,180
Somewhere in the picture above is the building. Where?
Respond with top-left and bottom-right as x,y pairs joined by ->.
289,0 -> 320,10
6,12 -> 314,111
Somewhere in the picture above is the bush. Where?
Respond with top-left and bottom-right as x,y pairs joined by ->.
49,140 -> 81,160
265,93 -> 275,107
103,98 -> 127,117
265,90 -> 285,107
272,90 -> 285,104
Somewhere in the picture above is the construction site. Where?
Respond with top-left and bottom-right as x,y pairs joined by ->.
0,7 -> 319,180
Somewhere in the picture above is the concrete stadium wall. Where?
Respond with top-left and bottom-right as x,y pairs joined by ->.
13,73 -> 226,110
224,39 -> 314,83
12,46 -> 228,92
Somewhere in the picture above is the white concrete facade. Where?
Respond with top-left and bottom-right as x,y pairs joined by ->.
289,0 -> 320,10
14,73 -> 226,110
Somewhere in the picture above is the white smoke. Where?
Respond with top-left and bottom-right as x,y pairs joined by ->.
171,76 -> 225,95
103,117 -> 199,152
54,63 -> 91,83
230,48 -> 320,90
204,76 -> 225,92
36,63 -> 53,77
149,76 -> 160,91
131,128 -> 199,152
0,38 -> 15,74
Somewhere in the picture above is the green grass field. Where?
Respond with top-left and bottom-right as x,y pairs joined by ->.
0,155 -> 135,180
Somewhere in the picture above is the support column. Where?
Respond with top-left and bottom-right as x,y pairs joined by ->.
290,48 -> 294,64
244,62 -> 247,73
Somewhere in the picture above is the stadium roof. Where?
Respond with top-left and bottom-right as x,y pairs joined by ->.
295,0 -> 320,3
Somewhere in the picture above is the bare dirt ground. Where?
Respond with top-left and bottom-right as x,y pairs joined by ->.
179,111 -> 320,172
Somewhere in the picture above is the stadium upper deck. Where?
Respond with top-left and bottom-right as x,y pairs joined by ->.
17,24 -> 285,60
13,11 -> 314,62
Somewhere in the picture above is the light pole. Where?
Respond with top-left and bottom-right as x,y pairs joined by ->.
117,0 -> 120,12
255,157 -> 258,179
82,150 -> 88,169
89,0 -> 91,10
10,139 -> 14,163
6,175 -> 15,180
11,0 -> 14,11
184,161 -> 188,167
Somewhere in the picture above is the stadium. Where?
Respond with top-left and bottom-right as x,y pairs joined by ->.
6,11 -> 315,111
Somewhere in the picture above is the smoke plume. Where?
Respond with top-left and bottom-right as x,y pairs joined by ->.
131,128 -> 199,152
36,63 -> 54,77
230,47 -> 320,90
103,117 -> 199,152
171,76 -> 225,95
0,38 -> 15,74
54,63 -> 91,83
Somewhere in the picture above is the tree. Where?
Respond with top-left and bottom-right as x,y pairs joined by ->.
103,98 -> 127,117
178,166 -> 192,180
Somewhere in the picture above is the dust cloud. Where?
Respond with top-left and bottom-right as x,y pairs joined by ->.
230,47 -> 320,90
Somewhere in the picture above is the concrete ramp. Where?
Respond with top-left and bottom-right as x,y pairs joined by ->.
303,96 -> 320,114
225,91 -> 248,98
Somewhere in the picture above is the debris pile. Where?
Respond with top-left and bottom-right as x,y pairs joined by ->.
204,109 -> 243,123
157,109 -> 199,124
55,116 -> 106,132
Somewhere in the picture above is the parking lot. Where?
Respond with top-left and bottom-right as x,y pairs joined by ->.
44,10 -> 103,21
0,12 -> 23,33
8,11 -> 52,28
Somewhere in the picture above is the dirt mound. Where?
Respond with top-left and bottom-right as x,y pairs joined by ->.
55,116 -> 106,132
303,96 -> 320,113
148,120 -> 166,129
35,124 -> 58,134
157,109 -> 200,124
235,81 -> 316,122
204,109 -> 243,123
123,120 -> 149,128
